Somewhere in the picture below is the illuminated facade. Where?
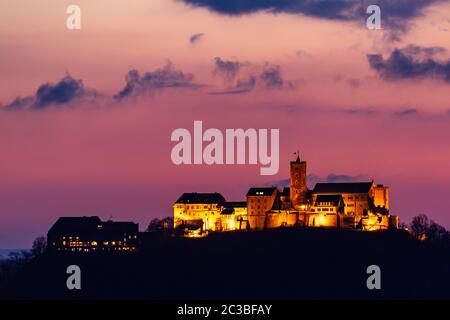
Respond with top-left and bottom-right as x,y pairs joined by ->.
47,216 -> 139,252
173,154 -> 398,236
290,154 -> 307,210
247,187 -> 278,230
173,193 -> 225,234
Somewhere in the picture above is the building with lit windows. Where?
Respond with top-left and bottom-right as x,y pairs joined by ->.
173,153 -> 398,236
47,216 -> 139,252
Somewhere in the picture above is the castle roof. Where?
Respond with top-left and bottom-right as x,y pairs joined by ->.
315,194 -> 344,206
175,192 -> 226,204
48,216 -> 102,232
246,187 -> 278,197
47,216 -> 138,239
313,182 -> 373,194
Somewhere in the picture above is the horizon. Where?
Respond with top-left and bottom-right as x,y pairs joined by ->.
1,0 -> 450,248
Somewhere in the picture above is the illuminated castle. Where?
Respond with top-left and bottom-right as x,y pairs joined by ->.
173,154 -> 398,236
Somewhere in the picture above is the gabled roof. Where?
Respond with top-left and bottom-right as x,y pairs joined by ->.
246,187 -> 278,197
48,216 -> 102,232
315,194 -> 344,206
175,192 -> 226,204
313,182 -> 373,194
47,216 -> 138,235
54,216 -> 101,224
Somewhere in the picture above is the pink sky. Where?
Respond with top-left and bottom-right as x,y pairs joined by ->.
1,0 -> 450,248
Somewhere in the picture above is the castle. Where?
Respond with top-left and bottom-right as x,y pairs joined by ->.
173,154 -> 398,236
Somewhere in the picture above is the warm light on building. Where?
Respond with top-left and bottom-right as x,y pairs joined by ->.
47,217 -> 139,253
173,154 -> 398,237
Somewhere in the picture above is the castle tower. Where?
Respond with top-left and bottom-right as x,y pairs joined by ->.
290,152 -> 307,210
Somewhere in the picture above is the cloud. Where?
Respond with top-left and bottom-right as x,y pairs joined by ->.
400,44 -> 446,58
213,57 -> 242,82
394,108 -> 418,116
338,108 -> 378,115
178,0 -> 444,30
189,33 -> 205,44
114,62 -> 203,100
212,57 -> 292,93
347,78 -> 362,88
209,75 -> 256,95
178,0 -> 356,18
2,75 -> 91,111
3,96 -> 34,110
323,173 -> 369,183
260,65 -> 285,89
368,45 -> 450,82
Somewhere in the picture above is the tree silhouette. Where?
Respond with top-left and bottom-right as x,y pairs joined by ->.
31,235 -> 47,257
410,214 -> 450,243
410,214 -> 429,240
146,217 -> 174,232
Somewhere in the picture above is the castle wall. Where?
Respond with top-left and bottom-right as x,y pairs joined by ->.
311,193 -> 370,217
290,159 -> 307,209
361,215 -> 390,231
373,185 -> 389,210
173,157 -> 396,235
173,203 -> 222,231
306,213 -> 339,228
247,192 -> 277,230
266,212 -> 298,228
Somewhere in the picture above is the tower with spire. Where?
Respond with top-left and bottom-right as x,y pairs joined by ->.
290,151 -> 307,210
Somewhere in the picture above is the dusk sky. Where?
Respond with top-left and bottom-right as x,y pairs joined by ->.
1,0 -> 450,248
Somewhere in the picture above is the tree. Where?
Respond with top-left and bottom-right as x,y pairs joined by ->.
31,235 -> 47,257
410,214 -> 450,243
146,217 -> 174,232
146,218 -> 162,232
410,214 -> 429,240
428,220 -> 449,243
161,217 -> 174,230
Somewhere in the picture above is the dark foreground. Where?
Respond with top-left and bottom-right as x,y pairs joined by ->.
4,228 -> 450,299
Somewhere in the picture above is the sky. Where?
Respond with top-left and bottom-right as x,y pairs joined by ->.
1,0 -> 450,248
